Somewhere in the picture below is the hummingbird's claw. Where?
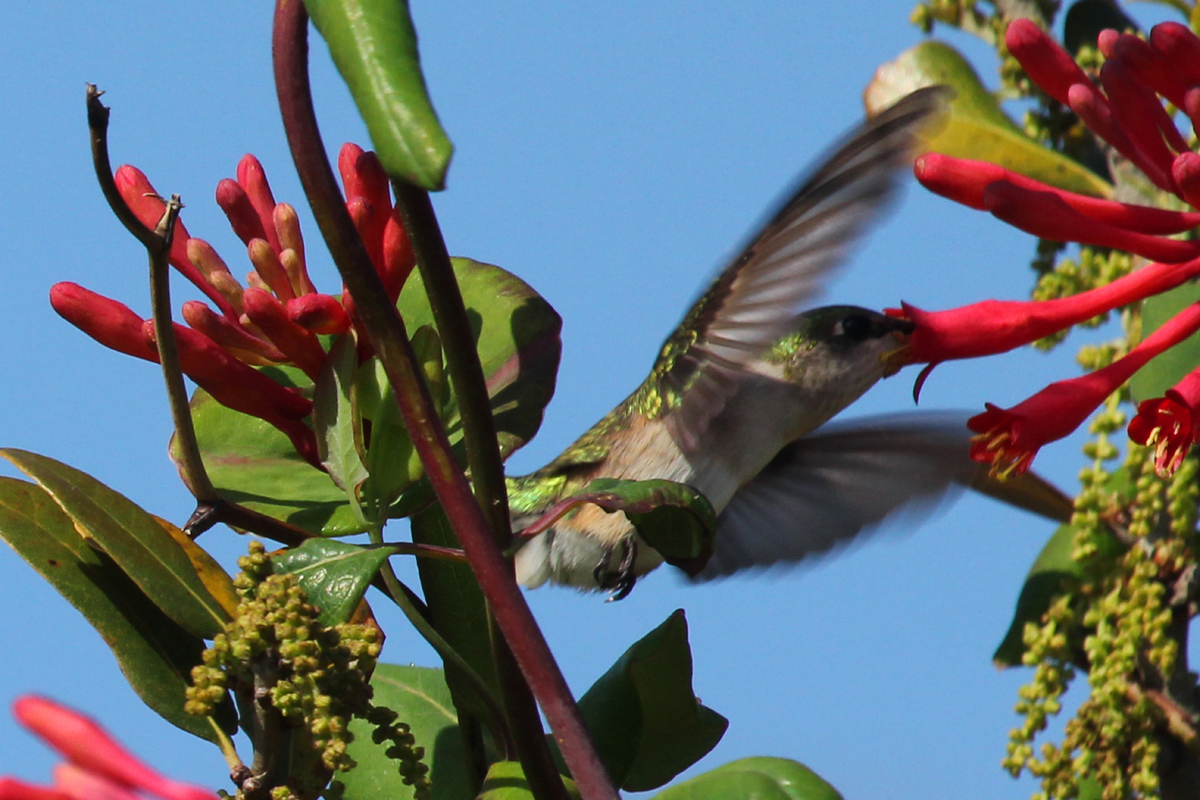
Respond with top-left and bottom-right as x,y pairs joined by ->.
595,539 -> 639,601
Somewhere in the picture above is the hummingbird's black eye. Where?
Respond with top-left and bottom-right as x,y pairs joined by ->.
835,313 -> 873,341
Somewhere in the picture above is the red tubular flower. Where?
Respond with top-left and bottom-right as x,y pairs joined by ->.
1172,152 -> 1200,209
1099,58 -> 1187,173
982,181 -> 1200,263
969,302 -> 1200,477
214,179 -> 269,247
287,293 -> 352,335
11,696 -> 216,800
0,778 -> 74,800
915,153 -> 1200,233
1128,365 -> 1200,476
181,300 -> 286,364
240,288 -> 327,380
1104,31 -> 1190,109
382,210 -> 416,302
1005,18 -> 1092,106
114,167 -> 237,320
891,257 -> 1200,366
53,765 -> 142,800
50,283 -> 159,362
1149,22 -> 1200,87
246,239 -> 295,302
235,154 -> 281,253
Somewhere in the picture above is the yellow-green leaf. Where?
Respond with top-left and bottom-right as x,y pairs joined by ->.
865,40 -> 1113,198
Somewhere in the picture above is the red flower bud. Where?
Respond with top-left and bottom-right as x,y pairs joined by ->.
286,293 -> 351,335
1005,19 -> 1093,106
53,765 -> 141,800
969,301 -> 1200,477
338,143 -> 391,218
1173,152 -> 1200,209
1067,82 -> 1176,193
1107,31 -> 1190,108
215,178 -> 269,247
246,239 -> 295,302
983,181 -> 1200,263
1149,22 -> 1200,88
235,154 -> 281,253
50,283 -> 158,362
1100,57 -> 1187,167
915,153 -> 1200,234
114,167 -> 237,319
12,697 -> 215,800
0,778 -> 73,800
241,288 -> 327,380
181,300 -> 286,364
381,209 -> 416,302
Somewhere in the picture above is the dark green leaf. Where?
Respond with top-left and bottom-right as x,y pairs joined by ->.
410,506 -> 500,722
994,474 -> 1128,667
0,477 -> 235,742
305,0 -> 453,190
1130,281 -> 1200,404
338,664 -> 473,800
186,372 -> 365,537
314,333 -> 369,500
551,479 -> 716,576
652,757 -> 843,800
865,41 -> 1113,198
1,450 -> 229,639
478,762 -> 580,800
271,539 -> 396,626
576,610 -> 726,791
397,257 -> 561,468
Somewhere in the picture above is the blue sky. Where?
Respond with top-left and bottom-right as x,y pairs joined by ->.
0,3 -> 1185,799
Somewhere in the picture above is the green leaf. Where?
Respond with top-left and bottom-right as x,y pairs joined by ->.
576,610 -> 727,791
549,479 -> 716,577
271,539 -> 395,626
865,40 -> 1113,198
0,477 -> 235,742
653,757 -> 843,800
1129,281 -> 1200,403
314,333 -> 369,500
186,371 -> 365,537
397,257 -> 562,468
189,259 -> 560,534
305,0 -> 453,190
410,506 -> 500,722
478,762 -> 580,800
1,450 -> 229,639
993,478 -> 1128,667
337,664 -> 475,800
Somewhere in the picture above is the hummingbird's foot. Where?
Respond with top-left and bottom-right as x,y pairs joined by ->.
595,539 -> 639,601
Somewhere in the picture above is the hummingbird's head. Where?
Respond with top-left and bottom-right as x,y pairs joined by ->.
760,305 -> 914,419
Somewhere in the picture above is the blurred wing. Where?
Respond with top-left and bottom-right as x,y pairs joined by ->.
695,412 -> 1072,580
655,87 -> 951,450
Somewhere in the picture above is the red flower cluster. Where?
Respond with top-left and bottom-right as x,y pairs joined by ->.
52,145 -> 415,467
1,696 -> 215,800
893,18 -> 1200,477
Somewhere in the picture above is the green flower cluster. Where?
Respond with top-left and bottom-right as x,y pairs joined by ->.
187,542 -> 428,800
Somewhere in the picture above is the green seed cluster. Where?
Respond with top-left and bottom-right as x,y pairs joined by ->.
1031,248 -> 1135,350
187,542 -> 420,795
1005,440 -> 1198,799
365,706 -> 431,800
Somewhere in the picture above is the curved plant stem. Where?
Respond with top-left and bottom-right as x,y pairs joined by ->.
272,5 -> 616,799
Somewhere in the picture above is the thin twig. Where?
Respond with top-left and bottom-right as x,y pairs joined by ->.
271,5 -> 615,799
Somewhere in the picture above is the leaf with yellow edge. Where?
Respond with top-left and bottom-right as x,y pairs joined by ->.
155,517 -> 240,619
865,40 -> 1113,199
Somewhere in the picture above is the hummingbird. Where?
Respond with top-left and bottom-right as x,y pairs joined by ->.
505,86 -> 1068,595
